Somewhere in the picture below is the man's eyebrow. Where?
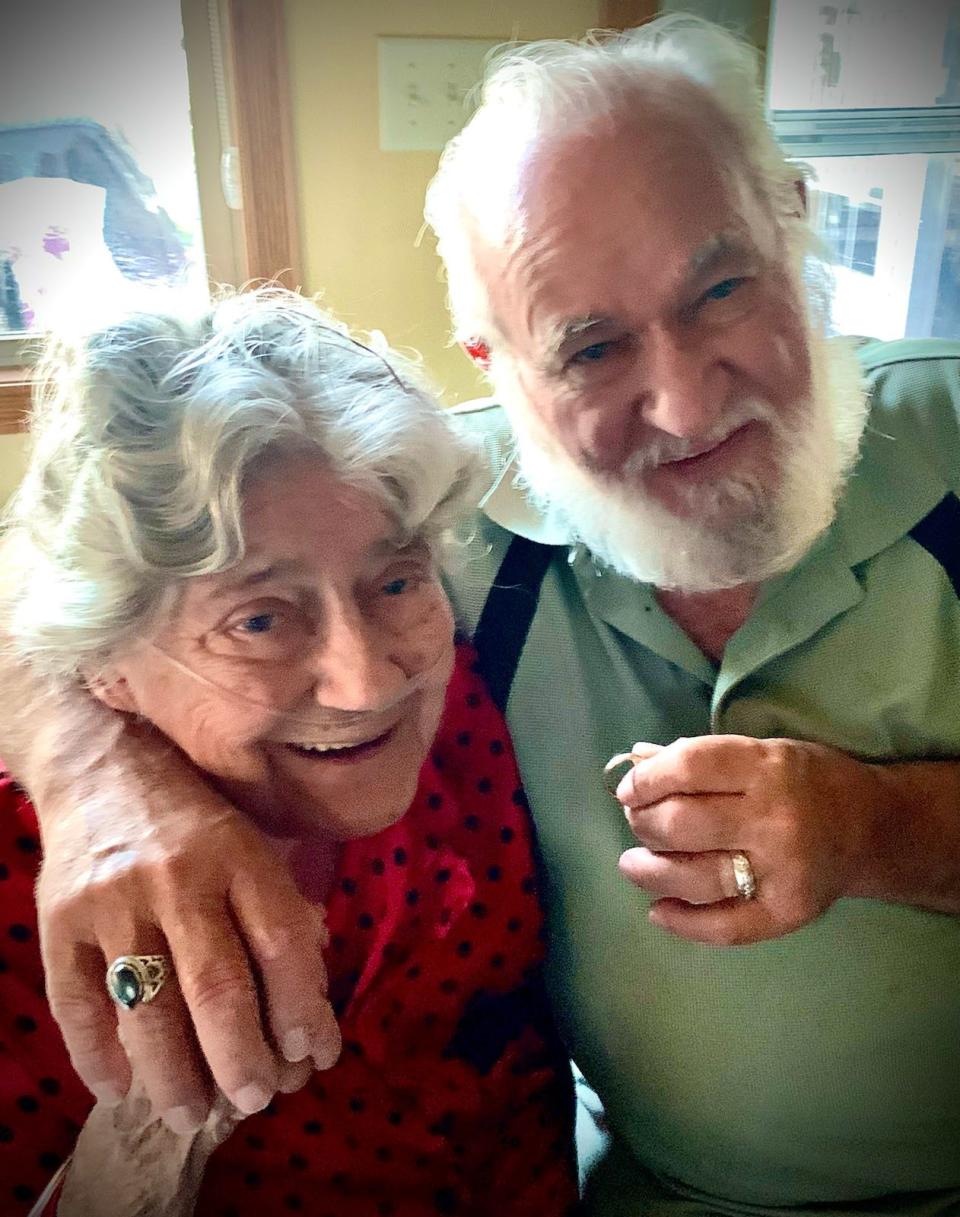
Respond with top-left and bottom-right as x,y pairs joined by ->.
543,315 -> 620,365
540,235 -> 757,366
684,233 -> 755,286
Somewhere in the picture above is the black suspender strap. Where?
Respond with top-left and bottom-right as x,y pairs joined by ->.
473,534 -> 558,712
908,491 -> 960,599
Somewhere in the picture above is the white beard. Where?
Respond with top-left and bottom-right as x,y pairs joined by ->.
498,333 -> 869,593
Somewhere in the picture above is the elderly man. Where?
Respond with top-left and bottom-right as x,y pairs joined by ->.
3,14 -> 959,1216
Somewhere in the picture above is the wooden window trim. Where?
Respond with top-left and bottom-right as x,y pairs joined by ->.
0,371 -> 31,434
0,0 -> 300,434
600,2 -> 770,46
225,0 -> 302,288
600,1 -> 659,29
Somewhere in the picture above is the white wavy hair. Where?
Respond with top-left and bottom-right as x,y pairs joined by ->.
424,13 -> 818,348
2,287 -> 477,679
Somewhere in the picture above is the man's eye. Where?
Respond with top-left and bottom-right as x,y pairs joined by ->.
571,341 -> 614,365
703,278 -> 744,302
383,577 -> 408,596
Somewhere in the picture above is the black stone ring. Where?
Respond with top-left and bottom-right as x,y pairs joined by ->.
106,954 -> 170,1010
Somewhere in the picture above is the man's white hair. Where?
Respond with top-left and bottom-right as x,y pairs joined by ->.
1,287 -> 476,679
424,13 -> 812,348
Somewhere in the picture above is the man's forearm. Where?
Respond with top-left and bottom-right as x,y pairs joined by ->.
0,648 -> 123,803
0,647 -> 187,828
0,648 -> 197,863
853,759 -> 960,915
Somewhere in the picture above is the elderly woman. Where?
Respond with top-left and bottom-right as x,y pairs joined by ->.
0,289 -> 577,1215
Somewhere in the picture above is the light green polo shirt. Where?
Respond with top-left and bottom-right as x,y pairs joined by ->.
447,339 -> 960,1215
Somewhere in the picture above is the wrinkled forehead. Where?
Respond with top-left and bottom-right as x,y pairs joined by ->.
472,97 -> 776,345
516,75 -> 757,222
157,459 -> 412,619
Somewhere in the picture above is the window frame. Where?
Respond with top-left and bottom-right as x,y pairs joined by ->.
769,106 -> 960,158
0,0 -> 301,435
765,0 -> 960,343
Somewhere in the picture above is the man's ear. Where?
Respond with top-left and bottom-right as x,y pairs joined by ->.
86,668 -> 139,714
461,337 -> 491,370
794,177 -> 807,217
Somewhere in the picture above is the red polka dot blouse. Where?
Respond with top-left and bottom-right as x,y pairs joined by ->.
0,644 -> 578,1215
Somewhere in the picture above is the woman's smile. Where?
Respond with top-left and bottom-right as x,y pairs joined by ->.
282,721 -> 397,762
99,459 -> 456,842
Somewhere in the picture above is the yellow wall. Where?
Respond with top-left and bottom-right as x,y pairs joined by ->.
0,435 -> 28,507
285,0 -> 602,405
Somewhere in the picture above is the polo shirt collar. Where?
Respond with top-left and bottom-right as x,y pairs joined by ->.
830,403 -> 950,570
478,456 -> 572,546
478,387 -> 950,563
476,383 -> 951,683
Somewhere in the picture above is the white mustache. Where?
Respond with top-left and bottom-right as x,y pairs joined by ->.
620,398 -> 776,474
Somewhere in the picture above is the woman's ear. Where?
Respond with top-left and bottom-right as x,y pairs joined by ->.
86,668 -> 139,714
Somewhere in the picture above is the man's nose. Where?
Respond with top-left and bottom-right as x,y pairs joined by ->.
310,602 -> 412,712
639,323 -> 726,439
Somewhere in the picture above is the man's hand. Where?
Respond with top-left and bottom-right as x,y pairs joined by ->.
34,742 -> 341,1133
613,735 -> 899,945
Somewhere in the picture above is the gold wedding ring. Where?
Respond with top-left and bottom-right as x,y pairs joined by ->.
730,851 -> 758,901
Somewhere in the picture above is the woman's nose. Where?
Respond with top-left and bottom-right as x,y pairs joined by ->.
309,603 -> 414,712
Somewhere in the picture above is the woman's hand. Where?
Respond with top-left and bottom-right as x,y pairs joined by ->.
57,1083 -> 243,1216
33,725 -> 341,1133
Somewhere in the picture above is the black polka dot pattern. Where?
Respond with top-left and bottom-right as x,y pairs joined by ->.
0,775 -> 96,1210
0,646 -> 577,1214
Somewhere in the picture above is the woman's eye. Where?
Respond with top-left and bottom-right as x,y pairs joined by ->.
237,613 -> 275,634
209,603 -> 308,659
379,553 -> 432,600
703,277 -> 744,302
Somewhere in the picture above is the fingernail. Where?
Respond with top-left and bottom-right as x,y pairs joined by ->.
282,1027 -> 311,1063
312,1023 -> 342,1071
278,1060 -> 312,1093
235,1083 -> 273,1115
90,1082 -> 123,1107
163,1105 -> 205,1136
